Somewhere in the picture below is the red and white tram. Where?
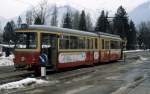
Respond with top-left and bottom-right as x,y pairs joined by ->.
14,25 -> 122,71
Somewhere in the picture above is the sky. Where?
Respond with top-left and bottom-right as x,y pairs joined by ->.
0,0 -> 149,19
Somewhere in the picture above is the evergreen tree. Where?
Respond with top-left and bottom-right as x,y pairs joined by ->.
51,5 -> 58,26
113,6 -> 129,39
95,10 -> 109,33
34,16 -> 43,25
138,22 -> 150,49
3,22 -> 16,43
17,16 -> 22,28
72,11 -> 80,30
79,10 -> 87,31
10,20 -> 16,29
62,12 -> 72,29
126,20 -> 137,50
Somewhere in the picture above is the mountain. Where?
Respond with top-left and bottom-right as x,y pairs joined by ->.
129,1 -> 150,25
0,16 -> 8,30
12,5 -> 100,27
13,5 -> 78,27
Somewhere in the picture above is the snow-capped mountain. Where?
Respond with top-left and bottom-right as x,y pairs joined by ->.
129,1 -> 150,25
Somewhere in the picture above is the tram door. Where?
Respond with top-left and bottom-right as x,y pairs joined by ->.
41,33 -> 58,67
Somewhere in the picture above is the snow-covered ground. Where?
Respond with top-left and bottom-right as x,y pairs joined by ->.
0,52 -> 14,66
0,78 -> 50,91
124,49 -> 149,53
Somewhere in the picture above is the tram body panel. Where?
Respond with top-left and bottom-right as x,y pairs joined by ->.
57,51 -> 93,69
110,49 -> 121,61
14,51 -> 40,68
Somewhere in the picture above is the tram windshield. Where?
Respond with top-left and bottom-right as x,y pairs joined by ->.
16,32 -> 37,49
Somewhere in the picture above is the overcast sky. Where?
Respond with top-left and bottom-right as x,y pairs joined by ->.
0,0 -> 149,19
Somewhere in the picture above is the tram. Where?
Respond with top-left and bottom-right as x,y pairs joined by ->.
14,25 -> 122,71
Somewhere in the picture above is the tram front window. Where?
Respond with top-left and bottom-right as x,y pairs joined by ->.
16,32 -> 37,49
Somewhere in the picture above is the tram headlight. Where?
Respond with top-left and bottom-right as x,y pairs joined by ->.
21,57 -> 26,62
32,58 -> 36,63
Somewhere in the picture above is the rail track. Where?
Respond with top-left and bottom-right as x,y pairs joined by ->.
0,70 -> 34,85
0,50 -> 149,87
8,53 -> 146,94
0,51 -> 149,94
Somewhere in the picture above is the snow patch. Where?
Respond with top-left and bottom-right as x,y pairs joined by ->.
124,49 -> 144,53
0,53 -> 15,66
106,76 -> 120,80
0,78 -> 49,91
139,56 -> 148,61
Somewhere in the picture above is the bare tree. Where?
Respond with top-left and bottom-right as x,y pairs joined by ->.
33,0 -> 49,25
51,4 -> 58,26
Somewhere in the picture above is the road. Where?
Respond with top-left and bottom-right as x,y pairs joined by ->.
7,50 -> 150,94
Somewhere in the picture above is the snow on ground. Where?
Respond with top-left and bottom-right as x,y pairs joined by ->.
0,78 -> 50,91
139,56 -> 148,61
124,49 -> 144,53
0,52 -> 14,66
124,49 -> 150,53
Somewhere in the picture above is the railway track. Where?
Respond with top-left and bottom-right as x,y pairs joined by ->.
8,54 -> 144,94
0,70 -> 34,85
0,51 -> 149,94
0,51 -> 149,88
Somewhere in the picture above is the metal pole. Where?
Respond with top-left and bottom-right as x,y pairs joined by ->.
41,66 -> 46,79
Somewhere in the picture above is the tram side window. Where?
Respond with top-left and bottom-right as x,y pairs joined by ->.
70,36 -> 78,49
102,39 -> 105,49
79,38 -> 85,49
16,32 -> 37,49
105,41 -> 110,49
95,38 -> 98,49
41,34 -> 57,49
59,36 -> 69,49
111,41 -> 120,49
87,39 -> 90,49
89,39 -> 93,49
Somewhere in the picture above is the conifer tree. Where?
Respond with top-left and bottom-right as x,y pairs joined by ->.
62,12 -> 72,29
126,20 -> 137,50
17,16 -> 22,28
113,6 -> 129,39
72,11 -> 80,30
3,21 -> 16,43
34,16 -> 43,25
95,10 -> 109,33
79,10 -> 87,31
138,22 -> 150,49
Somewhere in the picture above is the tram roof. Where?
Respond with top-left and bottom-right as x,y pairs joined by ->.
17,25 -> 122,40
98,32 -> 122,40
28,25 -> 98,37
